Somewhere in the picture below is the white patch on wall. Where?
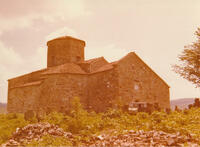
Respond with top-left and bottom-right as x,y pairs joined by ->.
134,84 -> 139,90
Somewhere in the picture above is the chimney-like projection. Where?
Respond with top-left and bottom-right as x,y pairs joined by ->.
47,36 -> 85,67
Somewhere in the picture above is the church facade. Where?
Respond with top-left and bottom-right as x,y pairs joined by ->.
7,36 -> 170,113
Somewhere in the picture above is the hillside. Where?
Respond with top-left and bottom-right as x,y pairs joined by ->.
0,103 -> 7,113
1,98 -> 200,146
170,98 -> 194,110
0,98 -> 196,113
1,107 -> 200,146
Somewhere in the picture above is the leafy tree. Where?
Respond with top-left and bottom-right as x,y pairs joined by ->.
173,28 -> 200,87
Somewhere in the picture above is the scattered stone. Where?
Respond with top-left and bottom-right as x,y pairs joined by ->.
167,138 -> 175,146
1,123 -> 199,146
129,130 -> 135,133
1,122 -> 74,146
89,130 -> 199,147
97,135 -> 104,140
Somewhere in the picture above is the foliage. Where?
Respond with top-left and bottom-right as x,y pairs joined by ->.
0,107 -> 6,114
43,100 -> 200,142
0,113 -> 29,144
1,98 -> 200,145
173,27 -> 200,87
27,135 -> 72,146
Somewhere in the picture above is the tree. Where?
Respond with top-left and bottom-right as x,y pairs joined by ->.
173,28 -> 200,87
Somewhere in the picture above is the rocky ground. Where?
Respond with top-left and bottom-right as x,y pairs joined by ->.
89,130 -> 199,146
1,122 -> 199,146
1,123 -> 73,146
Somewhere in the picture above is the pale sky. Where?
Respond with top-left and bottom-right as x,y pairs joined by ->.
0,0 -> 199,103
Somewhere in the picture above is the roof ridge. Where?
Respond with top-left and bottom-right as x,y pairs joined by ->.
82,56 -> 105,63
47,36 -> 85,45
42,62 -> 86,75
10,80 -> 43,89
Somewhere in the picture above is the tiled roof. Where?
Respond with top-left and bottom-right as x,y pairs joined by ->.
47,36 -> 85,46
110,61 -> 118,65
22,81 -> 43,87
8,68 -> 47,81
90,58 -> 121,73
81,57 -> 105,64
42,63 -> 86,75
91,63 -> 114,73
79,57 -> 110,73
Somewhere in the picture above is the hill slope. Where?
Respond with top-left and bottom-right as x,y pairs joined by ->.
170,98 -> 194,110
0,103 -> 7,113
0,98 -> 197,112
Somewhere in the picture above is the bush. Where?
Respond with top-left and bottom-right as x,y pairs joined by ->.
27,135 -> 72,146
42,101 -> 200,142
0,113 -> 29,144
1,99 -> 200,145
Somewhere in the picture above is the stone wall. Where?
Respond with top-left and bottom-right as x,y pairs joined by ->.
7,53 -> 170,113
8,69 -> 45,89
7,69 -> 45,113
7,70 -> 119,113
90,58 -> 108,72
87,69 -> 119,112
38,71 -> 119,113
47,37 -> 85,67
7,84 -> 41,113
38,74 -> 88,112
117,53 -> 170,109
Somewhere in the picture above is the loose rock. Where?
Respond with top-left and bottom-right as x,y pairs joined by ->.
1,123 -> 199,147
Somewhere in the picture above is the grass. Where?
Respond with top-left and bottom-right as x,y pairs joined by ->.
0,97 -> 200,145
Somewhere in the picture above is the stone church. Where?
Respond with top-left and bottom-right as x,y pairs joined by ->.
7,36 -> 170,113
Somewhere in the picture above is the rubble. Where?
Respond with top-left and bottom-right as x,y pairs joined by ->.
1,122 -> 73,146
1,123 -> 199,147
89,130 -> 199,147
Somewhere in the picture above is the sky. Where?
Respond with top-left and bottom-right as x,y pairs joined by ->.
0,0 -> 200,103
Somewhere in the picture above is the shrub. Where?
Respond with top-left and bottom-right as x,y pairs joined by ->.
27,135 -> 72,146
0,113 -> 29,144
1,99 -> 200,145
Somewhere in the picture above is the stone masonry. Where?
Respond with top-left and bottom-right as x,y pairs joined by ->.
7,36 -> 170,113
